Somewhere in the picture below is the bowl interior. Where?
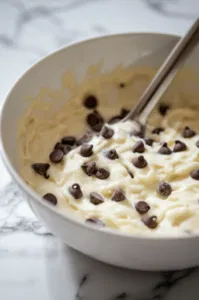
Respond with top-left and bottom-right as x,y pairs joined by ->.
1,32 -> 199,178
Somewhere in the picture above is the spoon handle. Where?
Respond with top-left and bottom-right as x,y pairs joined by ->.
125,18 -> 199,124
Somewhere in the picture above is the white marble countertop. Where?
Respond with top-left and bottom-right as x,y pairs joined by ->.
1,0 -> 199,299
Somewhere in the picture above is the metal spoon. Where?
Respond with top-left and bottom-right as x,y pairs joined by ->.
123,18 -> 199,131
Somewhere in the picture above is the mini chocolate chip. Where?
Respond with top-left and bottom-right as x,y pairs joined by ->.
132,155 -> 147,168
142,216 -> 158,229
76,133 -> 92,146
159,104 -> 170,116
95,168 -> 110,180
108,116 -> 121,124
132,141 -> 145,153
83,94 -> 98,109
111,188 -> 125,202
32,163 -> 50,179
108,108 -> 130,124
90,192 -> 104,205
158,181 -> 172,197
81,161 -> 97,176
152,127 -> 164,135
106,149 -> 119,160
131,129 -> 145,138
93,123 -> 104,132
87,110 -> 104,132
80,144 -> 93,157
61,136 -> 76,146
144,138 -> 154,146
62,145 -> 72,155
182,126 -> 196,138
120,108 -> 130,118
85,217 -> 105,227
43,193 -> 57,205
49,149 -> 64,163
196,140 -> 199,148
190,169 -> 199,180
101,126 -> 114,139
119,82 -> 125,88
158,143 -> 172,155
135,201 -> 150,214
173,140 -> 187,152
69,183 -> 83,199
54,142 -> 61,149
131,130 -> 143,138
54,143 -> 72,154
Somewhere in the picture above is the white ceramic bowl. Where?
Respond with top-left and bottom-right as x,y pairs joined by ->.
1,33 -> 199,271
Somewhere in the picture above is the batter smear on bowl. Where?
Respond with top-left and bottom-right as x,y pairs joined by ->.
18,66 -> 199,236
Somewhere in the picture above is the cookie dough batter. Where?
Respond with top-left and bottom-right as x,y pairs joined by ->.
18,66 -> 199,236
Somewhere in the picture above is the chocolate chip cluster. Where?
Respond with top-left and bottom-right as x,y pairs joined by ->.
30,91 -> 199,231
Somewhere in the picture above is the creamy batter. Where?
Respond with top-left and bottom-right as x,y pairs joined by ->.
18,65 -> 199,236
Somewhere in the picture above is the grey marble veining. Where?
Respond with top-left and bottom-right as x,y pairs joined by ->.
1,0 -> 199,299
144,0 -> 198,19
0,182 -> 51,236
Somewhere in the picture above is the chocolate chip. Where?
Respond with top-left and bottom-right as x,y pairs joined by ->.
49,149 -> 64,163
108,116 -> 121,124
144,138 -> 154,146
32,163 -> 50,179
61,136 -> 76,146
69,183 -> 83,199
54,143 -> 72,154
111,188 -> 125,202
182,126 -> 196,138
135,201 -> 150,214
54,142 -> 61,149
106,149 -> 119,160
108,108 -> 130,124
120,108 -> 130,118
85,217 -> 105,227
132,155 -> 147,168
159,104 -> 170,116
131,129 -> 145,138
173,140 -> 187,152
80,144 -> 93,157
95,168 -> 110,180
81,161 -> 97,176
76,133 -> 92,146
83,94 -> 98,109
142,216 -> 158,229
132,141 -> 145,153
119,82 -> 125,88
93,122 -> 104,132
152,127 -> 164,135
90,192 -> 104,205
62,145 -> 72,155
101,126 -> 114,139
196,140 -> 199,148
43,193 -> 57,205
190,169 -> 199,180
87,110 -> 104,132
158,181 -> 172,197
158,143 -> 172,155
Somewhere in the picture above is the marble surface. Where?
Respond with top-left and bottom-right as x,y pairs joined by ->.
1,0 -> 199,299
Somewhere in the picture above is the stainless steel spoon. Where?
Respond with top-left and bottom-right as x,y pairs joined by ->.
123,18 -> 199,130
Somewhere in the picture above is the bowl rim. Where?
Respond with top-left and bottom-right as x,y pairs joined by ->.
1,31 -> 198,241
